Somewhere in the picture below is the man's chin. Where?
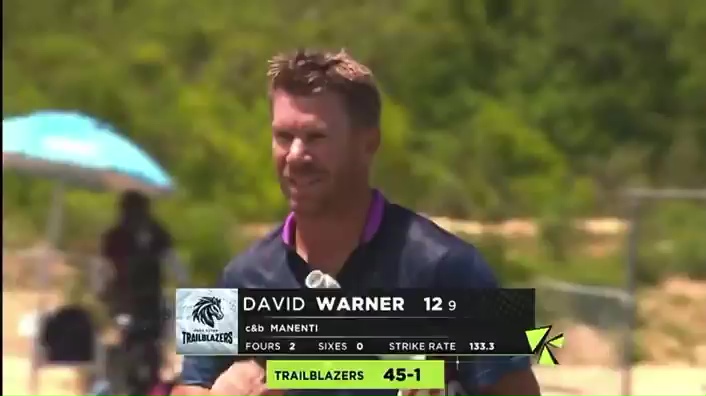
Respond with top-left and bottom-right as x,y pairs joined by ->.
288,198 -> 327,217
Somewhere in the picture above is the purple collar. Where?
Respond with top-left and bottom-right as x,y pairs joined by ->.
281,190 -> 385,246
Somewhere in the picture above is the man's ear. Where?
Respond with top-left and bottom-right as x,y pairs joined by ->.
362,127 -> 381,160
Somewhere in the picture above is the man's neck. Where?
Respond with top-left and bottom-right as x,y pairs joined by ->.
294,188 -> 374,275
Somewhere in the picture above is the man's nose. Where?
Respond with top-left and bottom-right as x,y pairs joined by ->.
286,138 -> 312,163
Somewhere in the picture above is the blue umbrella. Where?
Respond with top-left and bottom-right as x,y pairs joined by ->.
3,110 -> 174,195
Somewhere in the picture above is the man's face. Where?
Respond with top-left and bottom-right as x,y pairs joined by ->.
271,89 -> 376,215
121,202 -> 148,225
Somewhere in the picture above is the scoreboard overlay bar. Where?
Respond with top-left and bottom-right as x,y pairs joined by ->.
244,317 -> 524,338
266,360 -> 446,390
175,288 -> 535,356
239,289 -> 535,319
240,334 -> 532,355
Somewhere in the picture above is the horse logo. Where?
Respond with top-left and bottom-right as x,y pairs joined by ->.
191,296 -> 225,328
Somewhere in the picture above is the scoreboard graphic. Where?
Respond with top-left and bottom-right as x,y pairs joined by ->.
175,288 -> 564,391
239,289 -> 534,356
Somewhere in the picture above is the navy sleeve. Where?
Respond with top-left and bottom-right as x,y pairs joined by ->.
436,246 -> 532,392
179,262 -> 241,388
180,355 -> 237,388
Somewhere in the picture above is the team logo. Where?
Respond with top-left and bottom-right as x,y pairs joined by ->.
175,288 -> 239,355
191,296 -> 225,328
525,325 -> 564,365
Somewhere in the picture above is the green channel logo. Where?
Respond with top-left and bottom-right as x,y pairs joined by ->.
525,325 -> 564,366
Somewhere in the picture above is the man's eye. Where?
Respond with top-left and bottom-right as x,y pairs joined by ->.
308,133 -> 326,141
275,132 -> 294,142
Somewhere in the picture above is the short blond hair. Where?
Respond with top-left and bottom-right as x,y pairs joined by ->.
267,49 -> 381,129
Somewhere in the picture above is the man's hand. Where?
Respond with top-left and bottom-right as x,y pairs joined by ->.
211,360 -> 283,395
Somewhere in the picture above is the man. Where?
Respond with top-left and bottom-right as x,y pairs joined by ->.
102,191 -> 188,394
101,190 -> 187,317
173,49 -> 541,395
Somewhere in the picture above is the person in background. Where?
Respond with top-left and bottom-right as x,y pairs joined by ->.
101,190 -> 188,394
172,49 -> 541,396
101,190 -> 188,317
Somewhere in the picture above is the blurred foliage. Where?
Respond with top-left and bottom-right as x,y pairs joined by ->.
638,202 -> 706,283
3,0 -> 706,285
157,198 -> 247,287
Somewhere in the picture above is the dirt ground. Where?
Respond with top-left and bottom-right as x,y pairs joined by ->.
2,290 -> 182,395
535,366 -> 706,395
2,290 -> 77,395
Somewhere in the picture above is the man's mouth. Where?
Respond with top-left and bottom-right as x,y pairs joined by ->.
289,176 -> 322,188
